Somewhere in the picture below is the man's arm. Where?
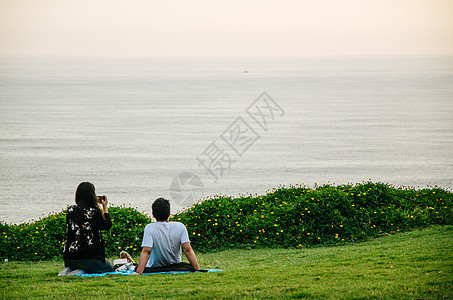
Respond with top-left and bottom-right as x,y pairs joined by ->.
132,246 -> 152,275
182,242 -> 200,270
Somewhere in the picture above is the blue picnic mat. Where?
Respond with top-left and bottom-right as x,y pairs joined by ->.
76,269 -> 223,277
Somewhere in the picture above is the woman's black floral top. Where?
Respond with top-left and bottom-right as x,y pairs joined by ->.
63,205 -> 112,261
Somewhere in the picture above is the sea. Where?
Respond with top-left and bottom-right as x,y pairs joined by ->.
1,55 -> 452,224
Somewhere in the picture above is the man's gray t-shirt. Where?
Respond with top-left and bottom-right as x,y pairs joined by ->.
141,221 -> 190,268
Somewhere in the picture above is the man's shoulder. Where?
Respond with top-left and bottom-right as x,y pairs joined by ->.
144,221 -> 187,229
168,221 -> 187,228
144,222 -> 158,227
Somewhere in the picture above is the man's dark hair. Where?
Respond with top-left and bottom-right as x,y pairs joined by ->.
152,198 -> 171,221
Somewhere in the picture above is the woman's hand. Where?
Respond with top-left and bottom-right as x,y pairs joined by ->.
98,196 -> 109,213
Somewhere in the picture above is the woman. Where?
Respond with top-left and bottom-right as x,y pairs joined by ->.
62,182 -> 114,273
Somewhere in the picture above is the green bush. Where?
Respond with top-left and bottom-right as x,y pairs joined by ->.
0,206 -> 151,261
1,182 -> 452,261
103,206 -> 151,257
173,182 -> 453,251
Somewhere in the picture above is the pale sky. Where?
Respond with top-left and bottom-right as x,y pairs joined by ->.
0,0 -> 452,57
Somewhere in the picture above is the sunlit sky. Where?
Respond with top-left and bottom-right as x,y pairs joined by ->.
0,0 -> 452,57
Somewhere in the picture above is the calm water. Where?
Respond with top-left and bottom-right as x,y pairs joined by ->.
1,55 -> 452,224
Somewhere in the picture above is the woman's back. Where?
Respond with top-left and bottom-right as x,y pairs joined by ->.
63,205 -> 112,261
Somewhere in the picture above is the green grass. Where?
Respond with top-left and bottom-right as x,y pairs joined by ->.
1,225 -> 452,299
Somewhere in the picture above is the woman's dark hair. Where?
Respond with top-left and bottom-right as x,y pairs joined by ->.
152,198 -> 171,221
75,182 -> 98,210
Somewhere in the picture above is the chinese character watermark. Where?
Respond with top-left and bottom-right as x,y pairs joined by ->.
169,172 -> 204,207
196,141 -> 235,182
221,117 -> 260,157
246,92 -> 285,131
169,92 -> 284,207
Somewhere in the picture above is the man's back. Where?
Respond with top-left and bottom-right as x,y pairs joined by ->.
141,221 -> 190,268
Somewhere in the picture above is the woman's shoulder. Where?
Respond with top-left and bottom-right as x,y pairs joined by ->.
67,205 -> 98,218
86,207 -> 101,218
67,205 -> 77,213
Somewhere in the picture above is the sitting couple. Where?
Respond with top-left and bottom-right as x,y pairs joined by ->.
62,182 -> 200,275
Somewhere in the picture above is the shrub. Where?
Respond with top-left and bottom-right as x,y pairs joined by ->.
103,206 -> 151,257
173,182 -> 453,252
1,182 -> 451,261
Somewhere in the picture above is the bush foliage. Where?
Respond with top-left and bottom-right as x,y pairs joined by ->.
1,182 -> 452,261
0,206 -> 151,261
174,182 -> 452,251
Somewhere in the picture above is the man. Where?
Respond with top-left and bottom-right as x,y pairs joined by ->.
133,198 -> 200,275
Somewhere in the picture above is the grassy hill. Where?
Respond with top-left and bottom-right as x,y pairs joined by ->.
1,181 -> 452,298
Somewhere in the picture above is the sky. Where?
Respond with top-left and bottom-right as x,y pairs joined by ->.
0,0 -> 452,57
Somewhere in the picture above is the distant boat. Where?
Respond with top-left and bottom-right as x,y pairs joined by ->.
243,69 -> 249,73
243,65 -> 249,73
